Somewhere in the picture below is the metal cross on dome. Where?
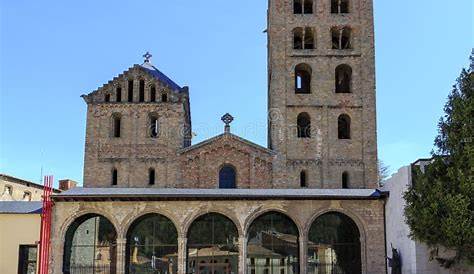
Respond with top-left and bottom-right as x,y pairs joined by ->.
143,51 -> 152,63
221,113 -> 234,133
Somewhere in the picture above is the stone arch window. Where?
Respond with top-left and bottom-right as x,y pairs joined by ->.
149,168 -> 156,185
342,171 -> 349,188
112,114 -> 121,138
105,93 -> 111,102
295,63 -> 312,94
150,86 -> 156,102
219,165 -> 236,189
335,64 -> 352,93
3,184 -> 13,195
331,27 -> 352,50
331,0 -> 349,14
116,87 -> 122,102
293,0 -> 313,14
161,93 -> 168,103
297,112 -> 311,138
247,212 -> 300,274
125,214 -> 178,274
293,28 -> 315,50
149,114 -> 160,138
338,114 -> 351,139
307,212 -> 361,273
187,213 -> 239,274
300,170 -> 307,187
63,214 -> 117,274
139,80 -> 145,102
23,191 -> 32,201
112,168 -> 118,186
128,80 -> 134,102
293,28 -> 303,49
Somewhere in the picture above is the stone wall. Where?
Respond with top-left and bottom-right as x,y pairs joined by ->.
49,198 -> 386,274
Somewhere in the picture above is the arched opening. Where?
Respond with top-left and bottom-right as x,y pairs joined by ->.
162,93 -> 168,103
125,214 -> 178,274
293,28 -> 303,50
331,27 -> 352,50
116,87 -> 122,102
187,213 -> 239,274
307,212 -> 361,274
338,114 -> 351,139
128,80 -> 134,102
247,212 -> 300,274
149,168 -> 156,185
150,86 -> 156,102
105,93 -> 111,102
294,0 -> 313,14
331,0 -> 349,14
304,27 -> 315,49
293,0 -> 302,14
219,165 -> 236,189
295,64 -> 312,94
342,172 -> 349,189
112,168 -> 118,186
300,171 -> 307,188
303,0 -> 313,14
335,64 -> 352,93
149,115 -> 159,138
297,113 -> 311,138
112,114 -> 121,138
139,80 -> 145,102
63,214 -> 117,274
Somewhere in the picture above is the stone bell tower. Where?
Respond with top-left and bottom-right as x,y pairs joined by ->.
267,0 -> 378,189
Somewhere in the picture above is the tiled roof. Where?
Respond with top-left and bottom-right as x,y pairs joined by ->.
140,63 -> 182,92
0,201 -> 42,214
53,187 -> 385,201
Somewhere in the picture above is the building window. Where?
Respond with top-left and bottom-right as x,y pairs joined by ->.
149,115 -> 159,138
116,87 -> 122,102
162,93 -> 168,102
128,80 -> 134,102
63,214 -> 117,274
150,86 -> 156,102
295,63 -> 312,94
331,0 -> 349,14
332,27 -> 352,50
219,165 -> 236,189
3,185 -> 12,195
139,80 -> 145,102
18,245 -> 37,274
187,213 -> 239,274
294,0 -> 303,14
300,170 -> 307,187
335,64 -> 353,93
112,114 -> 121,138
293,28 -> 315,50
105,93 -> 111,102
23,191 -> 32,201
338,114 -> 351,139
342,171 -> 349,188
294,0 -> 313,14
304,27 -> 315,49
126,214 -> 178,274
308,212 -> 361,274
247,212 -> 300,273
293,28 -> 303,49
112,168 -> 118,186
149,168 -> 155,185
297,112 -> 311,138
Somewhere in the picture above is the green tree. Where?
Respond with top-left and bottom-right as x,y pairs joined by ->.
404,51 -> 474,265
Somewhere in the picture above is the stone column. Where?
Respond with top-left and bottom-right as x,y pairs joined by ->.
178,237 -> 187,274
116,237 -> 126,274
238,236 -> 247,274
299,237 -> 307,274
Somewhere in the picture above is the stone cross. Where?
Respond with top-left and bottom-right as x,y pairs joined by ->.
143,51 -> 152,63
221,113 -> 234,133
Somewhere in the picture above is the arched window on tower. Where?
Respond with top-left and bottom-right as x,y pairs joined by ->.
112,168 -> 118,186
295,63 -> 312,94
293,28 -> 303,49
162,93 -> 168,102
335,64 -> 352,93
331,0 -> 350,14
338,114 -> 351,139
300,170 -> 307,187
297,112 -> 311,138
304,27 -> 315,49
294,0 -> 303,14
116,87 -> 122,102
294,0 -> 313,14
149,114 -> 159,138
128,80 -> 134,102
150,86 -> 156,102
304,0 -> 313,14
219,165 -> 236,189
149,168 -> 156,185
112,114 -> 121,138
139,80 -> 145,102
332,27 -> 352,50
342,171 -> 349,188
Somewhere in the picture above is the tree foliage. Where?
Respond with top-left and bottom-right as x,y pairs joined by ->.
404,51 -> 474,264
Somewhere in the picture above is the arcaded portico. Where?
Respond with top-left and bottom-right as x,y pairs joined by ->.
49,189 -> 386,274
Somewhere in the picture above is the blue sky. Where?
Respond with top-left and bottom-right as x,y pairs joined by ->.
0,0 -> 472,186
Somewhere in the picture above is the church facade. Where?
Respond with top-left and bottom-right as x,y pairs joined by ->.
49,0 -> 386,273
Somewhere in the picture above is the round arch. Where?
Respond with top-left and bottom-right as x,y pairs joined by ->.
121,209 -> 182,239
63,213 -> 118,274
218,163 -> 237,189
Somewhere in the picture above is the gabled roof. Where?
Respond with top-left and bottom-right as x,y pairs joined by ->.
179,133 -> 275,155
0,174 -> 60,193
